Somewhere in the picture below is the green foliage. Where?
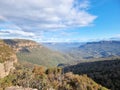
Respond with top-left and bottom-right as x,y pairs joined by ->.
46,67 -> 62,75
65,58 -> 120,90
58,72 -> 108,90
17,47 -> 72,67
0,65 -> 108,90
0,75 -> 14,89
32,66 -> 46,75
0,40 -> 15,63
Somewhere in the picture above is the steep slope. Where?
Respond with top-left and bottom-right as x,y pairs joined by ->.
3,39 -> 40,52
0,65 -> 108,90
67,41 -> 120,60
17,47 -> 73,67
0,40 -> 17,78
64,58 -> 120,90
3,39 -> 73,67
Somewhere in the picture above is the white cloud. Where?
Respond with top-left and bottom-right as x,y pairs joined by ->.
0,29 -> 37,39
109,34 -> 120,40
0,0 -> 97,30
116,34 -> 120,37
79,0 -> 90,9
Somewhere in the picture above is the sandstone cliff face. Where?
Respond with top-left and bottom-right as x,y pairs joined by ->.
0,60 -> 16,78
3,39 -> 42,52
0,40 -> 17,78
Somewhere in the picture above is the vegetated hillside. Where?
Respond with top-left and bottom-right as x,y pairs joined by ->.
0,40 -> 16,63
17,47 -> 73,67
0,64 -> 108,90
3,39 -> 73,67
64,58 -> 120,90
0,40 -> 17,78
67,41 -> 120,60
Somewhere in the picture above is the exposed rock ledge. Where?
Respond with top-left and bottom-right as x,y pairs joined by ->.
3,39 -> 42,52
0,59 -> 17,78
0,40 -> 18,78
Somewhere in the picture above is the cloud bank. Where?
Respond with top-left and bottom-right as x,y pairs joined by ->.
0,0 -> 97,41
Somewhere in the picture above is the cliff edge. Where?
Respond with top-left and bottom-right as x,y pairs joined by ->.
0,40 -> 17,78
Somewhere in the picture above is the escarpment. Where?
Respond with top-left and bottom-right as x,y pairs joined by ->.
0,40 -> 17,78
3,39 -> 42,52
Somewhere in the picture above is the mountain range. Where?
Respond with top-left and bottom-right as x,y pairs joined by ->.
44,40 -> 120,60
2,39 -> 120,67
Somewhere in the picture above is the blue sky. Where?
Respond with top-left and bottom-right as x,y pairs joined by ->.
0,0 -> 120,42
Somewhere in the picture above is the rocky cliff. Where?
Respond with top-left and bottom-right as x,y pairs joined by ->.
3,39 -> 42,52
0,40 -> 17,78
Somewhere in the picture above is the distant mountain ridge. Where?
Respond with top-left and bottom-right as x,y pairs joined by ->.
42,42 -> 84,53
42,40 -> 120,60
65,40 -> 120,60
77,40 -> 120,58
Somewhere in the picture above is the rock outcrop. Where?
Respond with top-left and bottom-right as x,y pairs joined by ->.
3,39 -> 42,52
0,40 -> 17,78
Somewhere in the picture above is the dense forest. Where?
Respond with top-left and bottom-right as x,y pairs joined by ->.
64,59 -> 120,90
